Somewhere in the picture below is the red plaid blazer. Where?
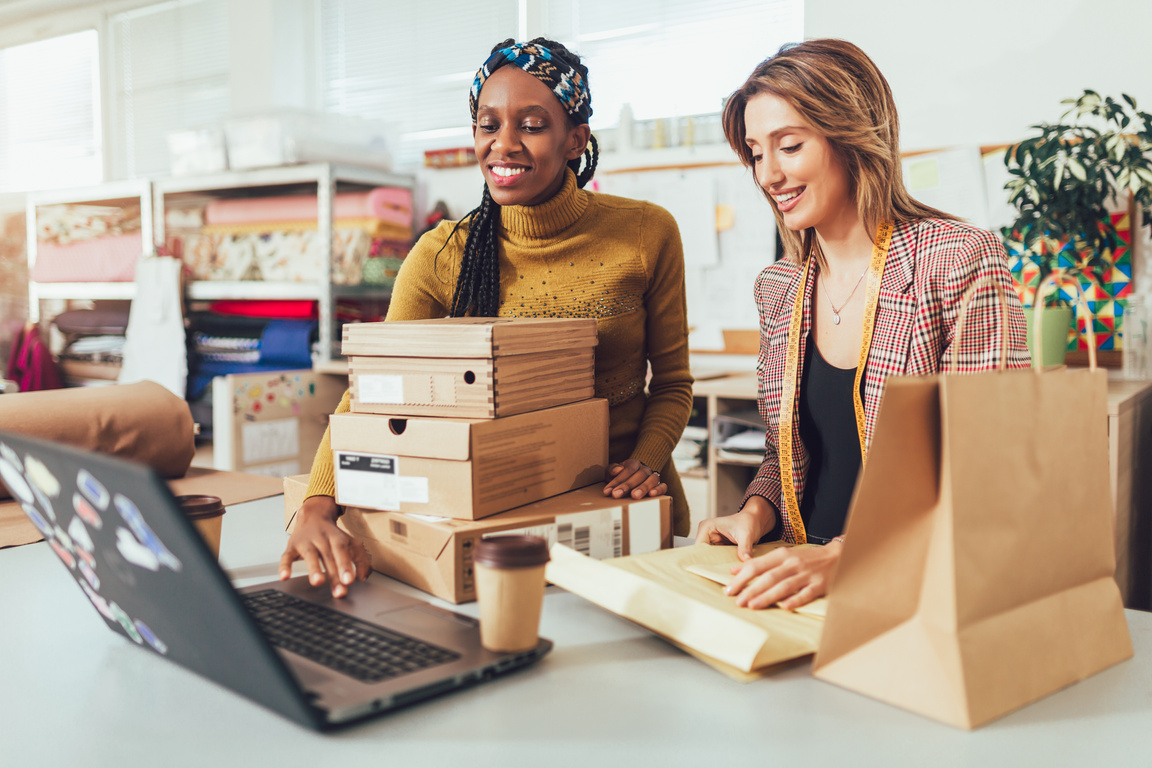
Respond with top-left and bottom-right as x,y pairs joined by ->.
741,218 -> 1031,542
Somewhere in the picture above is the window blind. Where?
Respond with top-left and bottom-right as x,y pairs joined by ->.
541,0 -> 804,127
108,0 -> 230,179
320,0 -> 520,166
0,30 -> 102,193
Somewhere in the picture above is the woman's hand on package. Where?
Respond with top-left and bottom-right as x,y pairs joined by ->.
725,540 -> 842,611
694,495 -> 777,560
604,459 -> 667,499
279,495 -> 371,598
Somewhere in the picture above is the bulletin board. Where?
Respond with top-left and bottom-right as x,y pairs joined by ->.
211,370 -> 346,477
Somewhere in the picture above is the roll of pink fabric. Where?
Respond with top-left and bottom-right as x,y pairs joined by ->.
204,188 -> 413,227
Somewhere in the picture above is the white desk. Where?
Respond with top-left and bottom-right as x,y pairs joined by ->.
4,495 -> 1152,767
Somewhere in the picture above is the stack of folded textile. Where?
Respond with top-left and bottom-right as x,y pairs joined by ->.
175,187 -> 414,285
53,308 -> 131,386
186,301 -> 319,438
32,204 -> 144,283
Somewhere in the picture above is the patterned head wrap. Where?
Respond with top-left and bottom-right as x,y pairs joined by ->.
469,41 -> 592,124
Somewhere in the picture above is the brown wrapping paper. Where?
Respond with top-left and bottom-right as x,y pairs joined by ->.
0,381 -> 195,483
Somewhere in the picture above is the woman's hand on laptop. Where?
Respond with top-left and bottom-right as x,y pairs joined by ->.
279,496 -> 371,598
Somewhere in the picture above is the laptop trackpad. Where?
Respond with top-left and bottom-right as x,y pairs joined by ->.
381,605 -> 479,647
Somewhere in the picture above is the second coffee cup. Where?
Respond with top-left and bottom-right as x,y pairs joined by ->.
177,494 -> 226,559
473,535 -> 550,652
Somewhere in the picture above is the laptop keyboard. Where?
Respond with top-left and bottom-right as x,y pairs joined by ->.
241,590 -> 461,683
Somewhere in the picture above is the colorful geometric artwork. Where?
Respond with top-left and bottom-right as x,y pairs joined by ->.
1006,211 -> 1132,351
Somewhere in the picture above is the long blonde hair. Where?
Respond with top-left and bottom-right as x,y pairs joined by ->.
722,39 -> 955,264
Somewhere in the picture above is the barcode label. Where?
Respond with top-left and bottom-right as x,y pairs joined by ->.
494,509 -> 623,560
573,525 -> 591,556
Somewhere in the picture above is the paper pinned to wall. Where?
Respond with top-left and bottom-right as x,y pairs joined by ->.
242,417 -> 299,464
982,147 -> 1016,233
901,146 -> 990,230
599,170 -> 719,267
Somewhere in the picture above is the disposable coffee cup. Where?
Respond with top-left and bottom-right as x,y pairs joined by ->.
177,495 -> 226,558
473,535 -> 550,652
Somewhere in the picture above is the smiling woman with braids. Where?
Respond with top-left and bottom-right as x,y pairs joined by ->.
280,38 -> 694,596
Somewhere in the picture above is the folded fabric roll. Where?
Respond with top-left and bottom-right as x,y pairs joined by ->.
0,381 -> 195,500
31,233 -> 143,282
203,188 -> 413,228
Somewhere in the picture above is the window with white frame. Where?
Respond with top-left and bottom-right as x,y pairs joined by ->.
0,30 -> 102,193
107,0 -> 230,179
320,0 -> 802,164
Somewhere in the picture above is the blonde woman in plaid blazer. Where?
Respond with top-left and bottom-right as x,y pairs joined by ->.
696,40 -> 1030,610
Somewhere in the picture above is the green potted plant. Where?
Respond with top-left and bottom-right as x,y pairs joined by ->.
1002,90 -> 1152,365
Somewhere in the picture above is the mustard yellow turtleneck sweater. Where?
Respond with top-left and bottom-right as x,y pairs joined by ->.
305,169 -> 695,533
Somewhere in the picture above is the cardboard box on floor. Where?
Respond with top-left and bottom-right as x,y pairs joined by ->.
283,475 -> 672,604
329,398 -> 608,520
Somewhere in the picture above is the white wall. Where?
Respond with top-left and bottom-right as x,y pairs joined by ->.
806,0 -> 1152,151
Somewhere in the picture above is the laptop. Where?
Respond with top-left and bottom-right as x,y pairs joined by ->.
0,429 -> 551,730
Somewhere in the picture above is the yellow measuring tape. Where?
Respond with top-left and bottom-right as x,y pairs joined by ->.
776,220 -> 894,544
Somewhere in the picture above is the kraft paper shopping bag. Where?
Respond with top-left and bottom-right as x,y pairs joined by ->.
812,277 -> 1133,729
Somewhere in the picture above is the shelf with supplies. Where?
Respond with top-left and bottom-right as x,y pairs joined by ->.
691,370 -> 1152,611
155,162 -> 415,364
25,178 -> 155,323
25,163 -> 414,366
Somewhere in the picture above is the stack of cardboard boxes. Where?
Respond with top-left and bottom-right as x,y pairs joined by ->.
285,317 -> 671,603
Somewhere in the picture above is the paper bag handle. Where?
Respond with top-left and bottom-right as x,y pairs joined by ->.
950,277 -> 1010,373
1031,274 -> 1097,371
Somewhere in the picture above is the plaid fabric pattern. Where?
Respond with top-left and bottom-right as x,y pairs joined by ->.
469,42 -> 592,123
742,218 -> 1031,543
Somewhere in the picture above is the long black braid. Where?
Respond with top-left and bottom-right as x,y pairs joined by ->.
444,37 -> 600,318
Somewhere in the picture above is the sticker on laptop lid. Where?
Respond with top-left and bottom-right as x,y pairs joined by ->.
48,539 -> 75,569
23,455 -> 60,498
73,493 -> 103,529
31,483 -> 56,522
0,457 -> 34,505
114,494 -> 181,572
79,580 -> 115,622
77,469 -> 110,511
116,528 -> 160,572
135,620 -> 168,655
67,515 -> 94,552
77,546 -> 96,570
21,503 -> 52,537
78,559 -> 100,591
109,602 -> 143,644
0,442 -> 22,471
52,525 -> 74,553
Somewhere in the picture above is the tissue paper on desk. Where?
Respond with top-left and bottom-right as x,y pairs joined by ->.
545,542 -> 824,681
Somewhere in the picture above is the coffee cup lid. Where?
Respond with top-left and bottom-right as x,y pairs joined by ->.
176,494 -> 225,521
474,535 -> 550,569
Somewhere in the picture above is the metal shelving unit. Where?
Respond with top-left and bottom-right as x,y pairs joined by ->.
155,162 -> 414,363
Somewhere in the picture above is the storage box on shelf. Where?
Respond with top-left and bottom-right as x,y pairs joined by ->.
154,162 -> 417,364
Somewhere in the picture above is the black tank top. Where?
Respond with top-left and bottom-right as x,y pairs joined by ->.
797,341 -> 863,543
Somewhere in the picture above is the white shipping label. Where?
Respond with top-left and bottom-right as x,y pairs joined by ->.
490,509 -> 623,560
334,452 -> 400,510
358,374 -> 404,404
398,476 -> 429,504
241,418 -> 299,464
